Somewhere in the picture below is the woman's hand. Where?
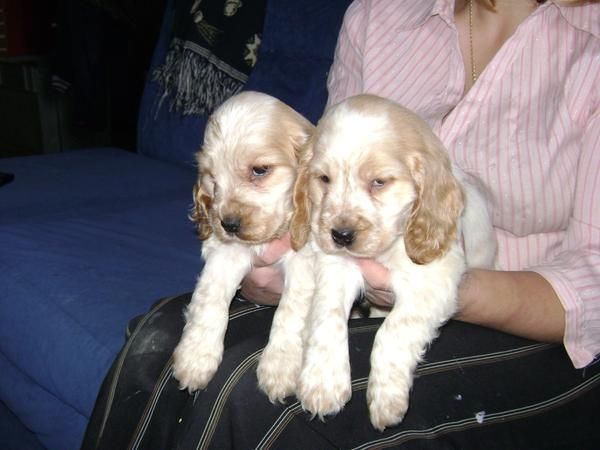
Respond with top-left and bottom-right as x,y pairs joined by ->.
239,234 -> 291,305
353,258 -> 394,307
240,234 -> 396,307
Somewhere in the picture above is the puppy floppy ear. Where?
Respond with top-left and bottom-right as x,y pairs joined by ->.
404,141 -> 464,265
289,135 -> 314,251
190,181 -> 213,240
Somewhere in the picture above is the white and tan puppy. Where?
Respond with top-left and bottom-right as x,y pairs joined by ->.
172,91 -> 314,392
259,94 -> 496,430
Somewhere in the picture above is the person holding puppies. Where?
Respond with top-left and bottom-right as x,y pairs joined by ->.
83,1 -> 600,448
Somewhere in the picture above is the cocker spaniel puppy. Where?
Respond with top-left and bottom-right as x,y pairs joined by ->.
258,94 -> 497,430
172,91 -> 314,392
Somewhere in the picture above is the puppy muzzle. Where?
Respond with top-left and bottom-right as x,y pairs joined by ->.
331,228 -> 356,247
221,216 -> 241,235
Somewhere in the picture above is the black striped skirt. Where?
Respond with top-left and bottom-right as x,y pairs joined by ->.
82,293 -> 600,450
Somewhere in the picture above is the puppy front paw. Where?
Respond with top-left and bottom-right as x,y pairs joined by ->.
172,332 -> 223,393
257,344 -> 302,403
297,363 -> 352,419
367,373 -> 410,431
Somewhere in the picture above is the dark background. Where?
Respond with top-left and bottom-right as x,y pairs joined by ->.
0,0 -> 167,157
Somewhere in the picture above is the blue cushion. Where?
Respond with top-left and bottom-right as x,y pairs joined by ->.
0,400 -> 45,450
0,149 -> 201,449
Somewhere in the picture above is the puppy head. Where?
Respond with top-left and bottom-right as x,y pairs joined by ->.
191,91 -> 314,244
292,94 -> 463,264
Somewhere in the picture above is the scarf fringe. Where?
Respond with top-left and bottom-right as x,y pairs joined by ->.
153,42 -> 245,116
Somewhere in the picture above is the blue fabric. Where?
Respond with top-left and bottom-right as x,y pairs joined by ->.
0,352 -> 86,450
0,400 -> 45,450
0,149 -> 201,449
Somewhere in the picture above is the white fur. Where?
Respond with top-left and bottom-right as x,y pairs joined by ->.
454,167 -> 498,269
259,95 -> 497,430
174,239 -> 267,391
172,91 -> 313,392
256,244 -> 316,401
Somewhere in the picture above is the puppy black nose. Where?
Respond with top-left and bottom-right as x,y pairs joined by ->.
221,217 -> 241,234
331,228 -> 355,247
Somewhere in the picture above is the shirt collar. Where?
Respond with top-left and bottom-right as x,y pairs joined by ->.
393,0 -> 458,30
394,0 -> 447,31
551,1 -> 600,40
431,0 -> 456,26
397,0 -> 599,39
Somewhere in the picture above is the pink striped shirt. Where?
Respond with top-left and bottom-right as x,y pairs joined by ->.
327,0 -> 600,368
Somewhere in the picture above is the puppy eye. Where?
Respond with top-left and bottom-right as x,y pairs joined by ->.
251,166 -> 270,177
319,174 -> 330,184
371,179 -> 386,189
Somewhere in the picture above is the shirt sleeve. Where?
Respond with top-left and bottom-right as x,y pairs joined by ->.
532,103 -> 600,369
326,0 -> 367,108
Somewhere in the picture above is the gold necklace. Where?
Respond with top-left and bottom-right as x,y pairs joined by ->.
468,0 -> 478,83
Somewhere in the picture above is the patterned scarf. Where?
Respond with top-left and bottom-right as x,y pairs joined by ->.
153,0 -> 266,115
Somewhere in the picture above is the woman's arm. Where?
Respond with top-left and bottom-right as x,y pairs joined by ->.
356,260 -> 565,342
456,269 -> 564,342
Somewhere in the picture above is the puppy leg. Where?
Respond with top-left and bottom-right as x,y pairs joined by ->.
257,245 -> 315,402
367,259 -> 462,430
297,255 -> 363,419
173,241 -> 253,392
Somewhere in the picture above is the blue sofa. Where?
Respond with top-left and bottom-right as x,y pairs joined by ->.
0,1 -> 351,449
